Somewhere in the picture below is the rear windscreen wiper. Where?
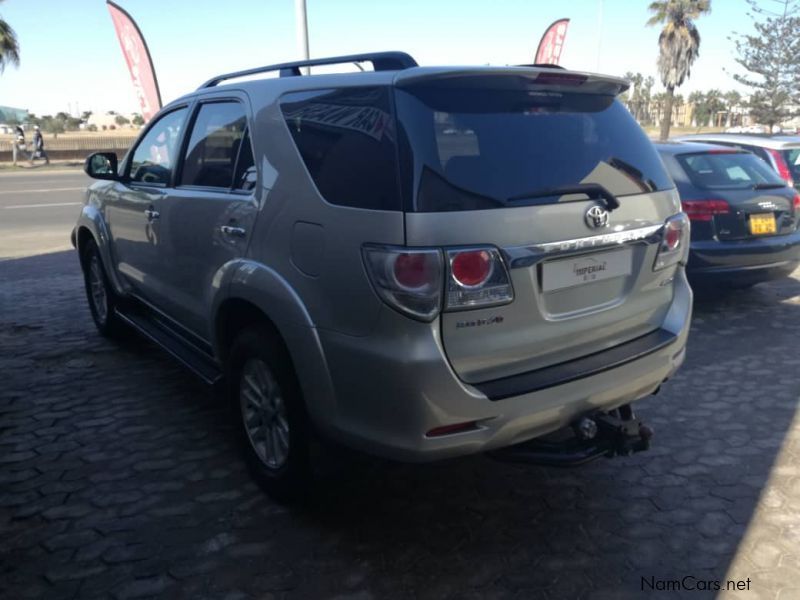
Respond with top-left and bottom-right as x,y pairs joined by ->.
753,182 -> 786,190
507,183 -> 621,211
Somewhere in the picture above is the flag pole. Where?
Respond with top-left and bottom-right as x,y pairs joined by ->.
596,0 -> 604,71
295,0 -> 310,75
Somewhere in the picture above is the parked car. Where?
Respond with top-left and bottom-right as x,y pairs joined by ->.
673,133 -> 800,191
73,52 -> 691,501
656,141 -> 800,287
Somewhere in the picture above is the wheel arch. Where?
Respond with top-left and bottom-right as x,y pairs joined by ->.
74,204 -> 127,296
212,262 -> 337,428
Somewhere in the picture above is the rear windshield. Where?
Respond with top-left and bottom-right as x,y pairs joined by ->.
394,87 -> 674,212
782,148 -> 800,181
676,151 -> 785,190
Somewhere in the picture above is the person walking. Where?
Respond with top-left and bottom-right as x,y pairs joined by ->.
30,125 -> 50,165
12,125 -> 26,166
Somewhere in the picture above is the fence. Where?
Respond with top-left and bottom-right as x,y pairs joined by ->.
0,135 -> 135,162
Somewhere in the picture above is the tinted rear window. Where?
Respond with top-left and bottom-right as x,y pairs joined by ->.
394,87 -> 673,212
281,87 -> 401,211
676,151 -> 785,190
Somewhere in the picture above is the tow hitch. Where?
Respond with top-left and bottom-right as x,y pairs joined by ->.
488,405 -> 653,468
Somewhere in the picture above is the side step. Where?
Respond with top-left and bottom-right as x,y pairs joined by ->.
115,307 -> 223,386
488,405 -> 653,468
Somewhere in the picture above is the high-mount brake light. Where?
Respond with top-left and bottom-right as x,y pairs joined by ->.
534,72 -> 587,86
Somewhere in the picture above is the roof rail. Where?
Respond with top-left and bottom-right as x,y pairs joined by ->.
198,51 -> 418,89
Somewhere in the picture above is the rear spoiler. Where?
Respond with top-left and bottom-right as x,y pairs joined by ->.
394,66 -> 629,96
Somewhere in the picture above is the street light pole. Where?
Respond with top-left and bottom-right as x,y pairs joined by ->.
295,0 -> 310,74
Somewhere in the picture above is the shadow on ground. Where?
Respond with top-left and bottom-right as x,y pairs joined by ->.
1,251 -> 799,599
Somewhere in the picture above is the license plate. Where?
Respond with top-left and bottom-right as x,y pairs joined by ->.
541,248 -> 633,292
749,213 -> 777,235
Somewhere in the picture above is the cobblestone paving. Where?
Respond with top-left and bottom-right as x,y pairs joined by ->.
1,250 -> 800,599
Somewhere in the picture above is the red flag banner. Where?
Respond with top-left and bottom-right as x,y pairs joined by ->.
534,18 -> 570,66
106,1 -> 162,122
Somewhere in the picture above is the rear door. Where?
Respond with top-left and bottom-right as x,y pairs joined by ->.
394,74 -> 681,383
155,97 -> 258,340
105,106 -> 189,303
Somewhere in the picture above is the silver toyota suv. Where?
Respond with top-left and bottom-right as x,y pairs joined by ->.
73,52 -> 692,500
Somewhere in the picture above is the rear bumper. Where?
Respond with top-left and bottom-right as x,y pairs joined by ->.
313,270 -> 692,462
688,229 -> 800,284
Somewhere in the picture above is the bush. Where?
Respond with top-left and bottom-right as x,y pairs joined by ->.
88,124 -> 98,132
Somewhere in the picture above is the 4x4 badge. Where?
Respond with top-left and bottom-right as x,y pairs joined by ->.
585,205 -> 610,229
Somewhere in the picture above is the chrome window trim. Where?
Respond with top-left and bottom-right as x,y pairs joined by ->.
502,224 -> 664,269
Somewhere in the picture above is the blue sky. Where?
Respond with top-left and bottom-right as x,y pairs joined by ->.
0,0 -> 756,117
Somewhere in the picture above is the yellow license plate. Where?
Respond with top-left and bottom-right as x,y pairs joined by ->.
749,213 -> 777,235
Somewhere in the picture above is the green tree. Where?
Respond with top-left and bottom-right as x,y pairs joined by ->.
81,111 -> 93,121
688,90 -> 707,125
114,114 -> 130,127
732,0 -> 800,130
705,88 -> 725,126
723,90 -> 742,126
131,113 -> 144,127
648,0 -> 712,140
0,0 -> 20,73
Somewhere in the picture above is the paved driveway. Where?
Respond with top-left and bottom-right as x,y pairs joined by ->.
1,249 -> 800,599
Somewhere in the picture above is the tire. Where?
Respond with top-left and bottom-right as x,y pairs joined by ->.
227,327 -> 312,503
81,239 -> 127,339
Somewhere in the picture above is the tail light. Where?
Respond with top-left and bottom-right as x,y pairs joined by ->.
363,245 -> 515,320
794,192 -> 800,213
445,248 -> 514,310
362,246 -> 443,321
766,148 -> 794,188
681,199 -> 730,221
654,213 -> 690,271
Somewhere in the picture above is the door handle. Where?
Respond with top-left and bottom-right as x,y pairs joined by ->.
144,208 -> 160,221
220,225 -> 246,238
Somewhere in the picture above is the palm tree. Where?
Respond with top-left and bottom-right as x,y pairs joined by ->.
648,0 -> 711,140
704,88 -> 724,127
0,0 -> 20,73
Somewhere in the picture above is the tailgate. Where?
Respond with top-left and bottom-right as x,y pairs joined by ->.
394,74 -> 681,384
406,191 -> 679,383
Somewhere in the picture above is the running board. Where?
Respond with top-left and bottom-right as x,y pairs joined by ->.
115,308 -> 223,386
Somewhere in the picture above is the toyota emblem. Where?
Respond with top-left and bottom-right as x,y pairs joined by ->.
585,205 -> 610,229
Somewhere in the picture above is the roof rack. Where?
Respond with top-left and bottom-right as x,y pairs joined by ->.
199,51 -> 418,89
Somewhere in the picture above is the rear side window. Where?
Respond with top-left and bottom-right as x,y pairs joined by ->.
281,87 -> 401,211
394,87 -> 674,212
676,151 -> 784,190
181,102 -> 248,189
